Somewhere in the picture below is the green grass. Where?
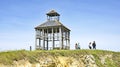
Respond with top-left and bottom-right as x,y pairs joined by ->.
0,49 -> 120,66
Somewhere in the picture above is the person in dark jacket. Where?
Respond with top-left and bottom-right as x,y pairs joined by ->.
92,41 -> 96,49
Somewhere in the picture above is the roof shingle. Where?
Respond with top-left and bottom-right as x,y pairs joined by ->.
35,20 -> 70,31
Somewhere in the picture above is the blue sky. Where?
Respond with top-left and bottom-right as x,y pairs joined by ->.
0,0 -> 120,51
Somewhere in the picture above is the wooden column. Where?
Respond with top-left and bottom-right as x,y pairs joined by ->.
57,28 -> 59,40
55,28 -> 58,47
50,31 -> 52,41
39,38 -> 41,49
39,30 -> 41,49
68,31 -> 70,49
61,29 -> 64,49
35,29 -> 37,50
65,31 -> 68,49
59,27 -> 62,49
42,29 -> 45,50
35,38 -> 37,49
55,28 -> 57,41
52,28 -> 54,49
47,28 -> 48,50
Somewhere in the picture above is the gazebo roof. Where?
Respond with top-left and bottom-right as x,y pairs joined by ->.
35,20 -> 70,31
46,10 -> 60,16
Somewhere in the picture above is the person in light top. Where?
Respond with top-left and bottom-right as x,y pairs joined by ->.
89,42 -> 92,49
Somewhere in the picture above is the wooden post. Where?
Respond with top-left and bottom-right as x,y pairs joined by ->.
65,31 -> 67,49
52,28 -> 54,49
35,29 -> 37,50
42,29 -> 45,50
39,38 -> 41,49
61,30 -> 63,49
57,28 -> 59,40
39,30 -> 41,49
61,27 -> 64,49
59,27 -> 62,49
47,29 -> 48,50
68,31 -> 70,49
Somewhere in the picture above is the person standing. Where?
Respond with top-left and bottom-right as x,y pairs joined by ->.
92,41 -> 96,49
75,43 -> 78,49
89,42 -> 92,49
77,43 -> 80,49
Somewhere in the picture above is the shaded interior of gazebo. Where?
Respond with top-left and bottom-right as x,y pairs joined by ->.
35,10 -> 70,50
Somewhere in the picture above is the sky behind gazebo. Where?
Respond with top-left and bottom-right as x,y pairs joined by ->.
0,0 -> 120,51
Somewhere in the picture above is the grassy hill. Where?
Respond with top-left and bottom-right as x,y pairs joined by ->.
0,50 -> 120,67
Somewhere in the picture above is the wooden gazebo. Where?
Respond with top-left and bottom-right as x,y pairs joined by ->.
35,10 -> 70,50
